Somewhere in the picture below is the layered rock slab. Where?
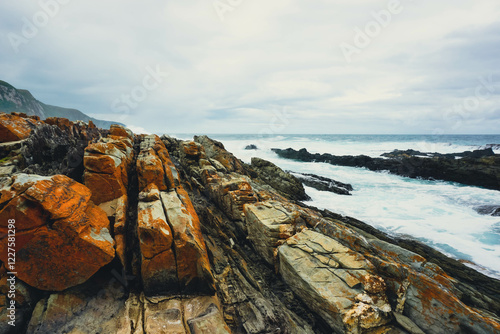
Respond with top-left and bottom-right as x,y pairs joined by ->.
27,279 -> 230,334
136,135 -> 214,296
84,125 -> 134,267
278,229 -> 392,333
244,200 -> 300,264
0,174 -> 115,291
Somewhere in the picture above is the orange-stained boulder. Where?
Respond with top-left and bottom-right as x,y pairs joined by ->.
137,198 -> 178,295
160,190 -> 215,294
137,135 -> 178,192
0,112 -> 43,142
0,174 -> 115,291
110,124 -> 134,140
137,147 -> 168,192
84,137 -> 133,205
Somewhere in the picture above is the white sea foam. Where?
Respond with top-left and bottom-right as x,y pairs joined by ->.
214,134 -> 500,279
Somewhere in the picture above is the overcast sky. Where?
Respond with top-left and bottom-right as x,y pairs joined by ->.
1,0 -> 499,134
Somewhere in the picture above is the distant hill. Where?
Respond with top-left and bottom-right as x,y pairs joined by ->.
0,80 -> 123,129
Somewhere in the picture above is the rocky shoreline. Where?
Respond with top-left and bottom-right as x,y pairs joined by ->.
1,112 -> 500,333
272,147 -> 500,191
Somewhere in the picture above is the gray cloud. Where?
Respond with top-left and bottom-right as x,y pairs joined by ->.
0,0 -> 499,134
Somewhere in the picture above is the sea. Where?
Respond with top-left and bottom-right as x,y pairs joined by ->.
172,134 -> 500,279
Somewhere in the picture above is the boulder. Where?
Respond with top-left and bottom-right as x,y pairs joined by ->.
0,174 -> 115,291
474,205 -> 500,217
208,175 -> 258,221
244,201 -> 300,264
161,190 -> 215,294
278,230 -> 392,333
0,112 -> 43,142
244,144 -> 258,150
137,198 -> 178,295
291,172 -> 353,195
251,157 -> 310,201
195,135 -> 249,175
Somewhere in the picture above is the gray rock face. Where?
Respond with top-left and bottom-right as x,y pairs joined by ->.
27,278 -> 230,334
279,230 -> 392,333
251,157 -> 310,201
244,201 -> 299,264
291,172 -> 353,195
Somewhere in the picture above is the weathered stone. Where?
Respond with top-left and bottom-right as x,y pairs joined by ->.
206,174 -> 258,221
137,199 -> 178,295
84,136 -> 133,205
144,298 -> 185,333
160,190 -> 215,294
27,279 -> 131,334
194,135 -> 248,175
0,174 -> 115,291
278,230 -> 391,333
251,157 -> 310,201
184,296 -> 231,334
0,112 -> 43,142
110,124 -> 134,140
244,200 -> 299,264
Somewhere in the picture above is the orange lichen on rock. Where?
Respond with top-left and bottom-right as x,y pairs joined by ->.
0,112 -> 44,142
0,174 -> 115,291
136,135 -> 215,295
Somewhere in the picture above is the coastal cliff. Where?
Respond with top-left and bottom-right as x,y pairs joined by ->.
1,112 -> 500,334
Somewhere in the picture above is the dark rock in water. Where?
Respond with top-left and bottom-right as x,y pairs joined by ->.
245,144 -> 258,150
251,157 -> 310,201
382,148 -> 495,159
381,149 -> 429,158
486,144 -> 500,150
273,147 -> 500,191
292,172 -> 353,195
475,205 -> 500,216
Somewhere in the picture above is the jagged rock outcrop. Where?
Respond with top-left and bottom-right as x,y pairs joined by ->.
1,115 -> 499,333
0,112 -> 43,142
136,135 -> 215,296
291,172 -> 353,195
84,124 -> 134,268
251,157 -> 310,201
0,174 -> 115,291
273,147 -> 500,191
475,205 -> 500,216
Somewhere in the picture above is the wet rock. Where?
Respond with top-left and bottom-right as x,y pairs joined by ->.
474,205 -> 500,216
273,147 -> 500,191
251,157 -> 310,201
291,172 -> 353,195
245,144 -> 258,150
0,174 -> 115,291
382,148 -> 495,159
